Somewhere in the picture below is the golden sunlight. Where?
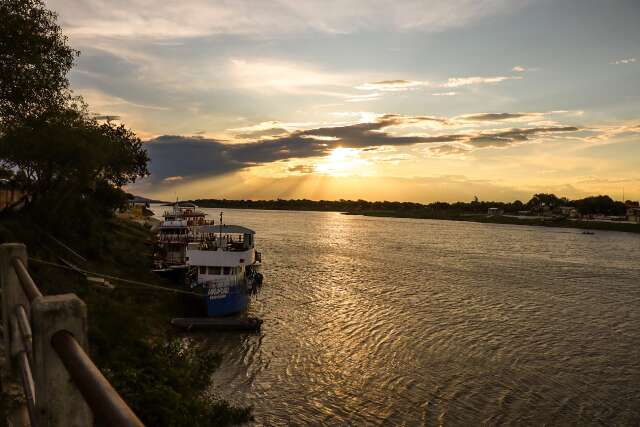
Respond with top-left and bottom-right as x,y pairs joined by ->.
314,147 -> 369,176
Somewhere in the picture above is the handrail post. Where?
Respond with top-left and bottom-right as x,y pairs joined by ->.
32,294 -> 93,426
0,243 -> 28,372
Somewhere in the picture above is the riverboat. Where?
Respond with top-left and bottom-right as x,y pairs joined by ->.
153,202 -> 208,271
185,217 -> 263,317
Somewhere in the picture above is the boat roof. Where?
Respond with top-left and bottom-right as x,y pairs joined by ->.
194,224 -> 255,235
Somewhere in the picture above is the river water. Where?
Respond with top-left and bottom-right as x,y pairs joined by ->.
154,207 -> 640,425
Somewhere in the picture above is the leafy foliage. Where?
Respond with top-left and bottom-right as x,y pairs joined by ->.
0,107 -> 149,222
0,0 -> 77,127
0,0 -> 149,230
99,339 -> 251,427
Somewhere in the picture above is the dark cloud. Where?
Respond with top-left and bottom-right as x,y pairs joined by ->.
145,136 -> 242,182
234,127 -> 289,139
373,79 -> 413,85
459,113 -> 534,122
469,126 -> 578,148
76,48 -> 140,77
428,144 -> 472,157
144,116 -> 579,183
287,164 -> 316,174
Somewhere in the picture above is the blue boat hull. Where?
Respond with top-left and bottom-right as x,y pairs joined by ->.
206,283 -> 248,316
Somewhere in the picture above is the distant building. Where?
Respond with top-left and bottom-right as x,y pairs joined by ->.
0,179 -> 25,211
627,207 -> 640,223
487,207 -> 504,216
558,206 -> 578,218
125,200 -> 149,218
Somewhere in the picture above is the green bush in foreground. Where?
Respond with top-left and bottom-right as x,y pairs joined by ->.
100,339 -> 251,427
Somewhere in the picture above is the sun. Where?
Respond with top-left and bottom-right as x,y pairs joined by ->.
314,147 -> 368,176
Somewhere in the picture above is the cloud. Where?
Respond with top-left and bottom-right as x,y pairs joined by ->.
611,58 -> 636,65
235,128 -> 289,139
228,58 -> 348,95
231,122 -> 291,139
145,136 -> 244,181
163,176 -> 184,182
427,144 -> 472,157
442,75 -> 522,88
144,114 -> 581,183
432,91 -> 458,96
355,80 -> 429,91
345,93 -> 383,102
457,112 -> 542,122
77,88 -> 170,112
48,0 -> 523,39
579,120 -> 640,144
512,65 -> 526,72
287,164 -> 316,174
468,126 -> 579,148
357,74 -> 523,92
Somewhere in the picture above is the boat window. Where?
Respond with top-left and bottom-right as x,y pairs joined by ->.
223,266 -> 231,275
199,266 -> 206,275
208,266 -> 221,275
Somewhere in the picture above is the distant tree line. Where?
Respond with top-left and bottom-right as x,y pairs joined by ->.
190,193 -> 633,216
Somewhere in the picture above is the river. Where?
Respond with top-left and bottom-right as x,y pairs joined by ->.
154,207 -> 640,425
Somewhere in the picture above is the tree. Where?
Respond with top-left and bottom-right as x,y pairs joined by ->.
0,106 -> 149,217
0,0 -> 149,228
573,195 -> 625,216
526,193 -> 564,209
0,0 -> 77,128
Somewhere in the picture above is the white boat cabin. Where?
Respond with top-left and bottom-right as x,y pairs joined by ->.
186,225 -> 259,284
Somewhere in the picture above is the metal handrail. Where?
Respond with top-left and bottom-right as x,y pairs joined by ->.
51,330 -> 144,427
11,312 -> 38,427
11,257 -> 43,301
4,251 -> 144,426
15,305 -> 33,358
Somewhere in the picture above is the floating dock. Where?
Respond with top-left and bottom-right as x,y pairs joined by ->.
170,317 -> 263,332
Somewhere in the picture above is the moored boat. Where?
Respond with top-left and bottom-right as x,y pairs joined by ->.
153,202 -> 209,271
185,218 -> 263,316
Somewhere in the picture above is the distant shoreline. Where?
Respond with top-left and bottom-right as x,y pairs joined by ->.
156,199 -> 640,234
344,211 -> 640,234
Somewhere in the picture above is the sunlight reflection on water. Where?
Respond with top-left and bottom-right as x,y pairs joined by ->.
155,207 -> 640,425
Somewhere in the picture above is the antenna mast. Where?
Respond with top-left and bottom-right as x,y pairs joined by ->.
219,211 -> 223,246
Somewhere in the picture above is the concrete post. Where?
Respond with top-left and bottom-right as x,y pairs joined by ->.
32,294 -> 93,427
0,243 -> 28,372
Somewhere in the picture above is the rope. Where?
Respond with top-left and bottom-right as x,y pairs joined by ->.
28,257 -> 204,297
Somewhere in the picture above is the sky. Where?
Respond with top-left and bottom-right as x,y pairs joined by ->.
48,0 -> 640,202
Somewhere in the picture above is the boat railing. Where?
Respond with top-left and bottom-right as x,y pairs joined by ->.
189,242 -> 252,252
157,234 -> 191,243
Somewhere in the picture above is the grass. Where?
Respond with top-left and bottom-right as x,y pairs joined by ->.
0,213 -> 252,426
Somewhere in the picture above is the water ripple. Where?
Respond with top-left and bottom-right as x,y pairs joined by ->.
153,208 -> 640,426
